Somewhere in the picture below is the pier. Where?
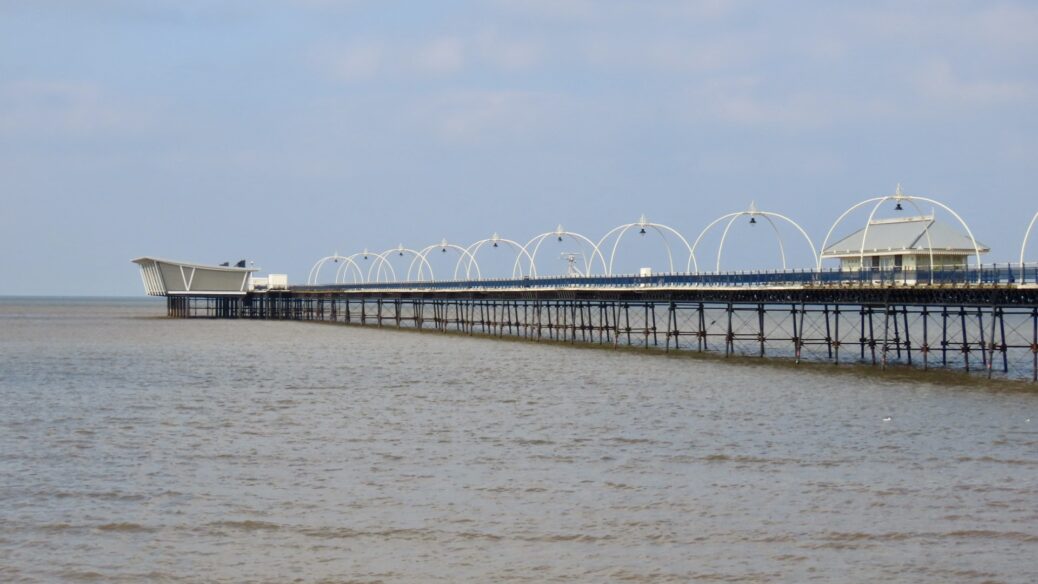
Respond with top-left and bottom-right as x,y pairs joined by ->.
141,189 -> 1038,382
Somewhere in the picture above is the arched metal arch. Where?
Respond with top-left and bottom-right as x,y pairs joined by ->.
411,239 -> 483,281
333,250 -> 393,284
818,186 -> 981,283
369,245 -> 435,283
1020,211 -> 1038,270
308,254 -> 366,285
458,233 -> 536,279
692,203 -> 818,273
596,214 -> 698,275
520,225 -> 608,277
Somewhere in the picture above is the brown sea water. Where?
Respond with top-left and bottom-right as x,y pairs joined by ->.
1,297 -> 1036,583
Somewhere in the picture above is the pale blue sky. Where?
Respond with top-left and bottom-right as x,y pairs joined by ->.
2,1 -> 1037,294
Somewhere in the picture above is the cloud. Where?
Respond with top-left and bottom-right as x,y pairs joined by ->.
321,41 -> 384,81
580,35 -> 753,73
314,32 -> 545,81
677,75 -> 904,129
972,4 -> 1038,49
472,31 -> 543,70
0,0 -> 261,25
411,90 -> 561,143
0,80 -> 155,137
491,0 -> 598,21
492,0 -> 741,23
913,61 -> 1034,107
411,37 -> 465,75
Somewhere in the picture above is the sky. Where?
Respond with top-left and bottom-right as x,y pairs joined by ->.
2,0 -> 1037,295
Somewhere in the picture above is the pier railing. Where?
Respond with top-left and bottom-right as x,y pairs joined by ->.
300,264 -> 1038,291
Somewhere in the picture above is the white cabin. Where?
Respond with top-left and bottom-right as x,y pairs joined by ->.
820,215 -> 989,272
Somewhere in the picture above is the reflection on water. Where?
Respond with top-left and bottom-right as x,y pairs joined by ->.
1,298 -> 1036,583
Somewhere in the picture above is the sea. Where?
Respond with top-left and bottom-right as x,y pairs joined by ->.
1,297 -> 1036,583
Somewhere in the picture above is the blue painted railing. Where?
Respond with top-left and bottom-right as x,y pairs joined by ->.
299,264 -> 1038,292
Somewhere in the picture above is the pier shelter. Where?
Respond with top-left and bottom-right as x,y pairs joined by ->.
820,215 -> 989,272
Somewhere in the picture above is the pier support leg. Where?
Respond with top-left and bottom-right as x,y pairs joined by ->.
725,303 -> 734,357
757,303 -> 766,357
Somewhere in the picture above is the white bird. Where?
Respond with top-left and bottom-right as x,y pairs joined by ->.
882,416 -> 892,422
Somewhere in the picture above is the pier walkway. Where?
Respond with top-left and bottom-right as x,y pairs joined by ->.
165,267 -> 1038,383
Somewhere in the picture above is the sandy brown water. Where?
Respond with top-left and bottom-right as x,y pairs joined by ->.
1,297 -> 1036,583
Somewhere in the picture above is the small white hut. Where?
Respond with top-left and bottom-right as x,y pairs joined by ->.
820,214 -> 989,271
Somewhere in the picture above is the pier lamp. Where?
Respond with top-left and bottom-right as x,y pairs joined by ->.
692,201 -> 818,273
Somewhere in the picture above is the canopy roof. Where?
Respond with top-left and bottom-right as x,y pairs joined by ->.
821,215 -> 989,258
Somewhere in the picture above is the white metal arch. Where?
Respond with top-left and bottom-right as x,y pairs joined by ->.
458,233 -> 536,279
338,253 -> 369,284
818,185 -> 982,282
691,202 -> 818,273
717,213 -> 787,270
308,254 -> 366,285
333,250 -> 393,284
520,225 -> 608,277
1020,211 -> 1038,270
411,239 -> 483,281
354,250 -> 398,283
369,245 -> 435,283
596,214 -> 697,275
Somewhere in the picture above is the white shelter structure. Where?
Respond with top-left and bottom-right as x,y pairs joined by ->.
133,257 -> 261,295
821,214 -> 990,272
819,186 -> 989,278
817,213 -> 988,271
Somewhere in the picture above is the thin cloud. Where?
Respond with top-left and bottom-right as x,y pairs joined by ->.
492,0 -> 741,23
410,89 -> 562,143
314,33 -> 544,81
914,61 -> 1034,107
0,80 -> 155,136
580,35 -> 754,73
472,31 -> 544,70
317,41 -> 384,81
411,37 -> 466,75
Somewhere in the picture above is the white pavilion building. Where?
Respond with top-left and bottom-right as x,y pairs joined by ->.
820,214 -> 989,272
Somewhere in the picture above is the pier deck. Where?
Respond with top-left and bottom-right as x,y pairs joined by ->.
165,273 -> 1038,383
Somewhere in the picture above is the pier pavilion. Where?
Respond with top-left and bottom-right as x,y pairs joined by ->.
819,214 -> 990,272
